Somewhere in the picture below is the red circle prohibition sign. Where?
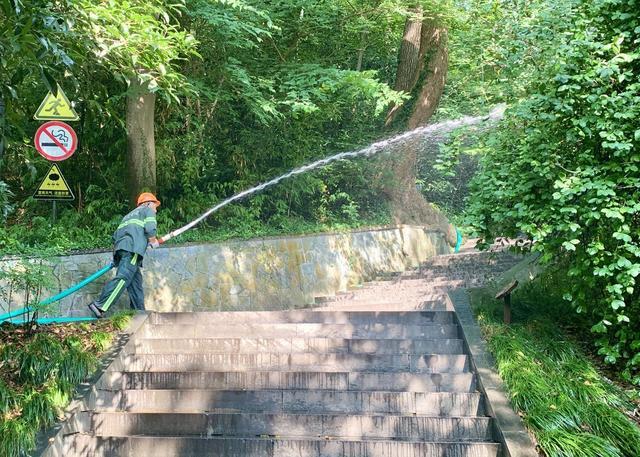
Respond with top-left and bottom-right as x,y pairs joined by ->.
34,121 -> 78,161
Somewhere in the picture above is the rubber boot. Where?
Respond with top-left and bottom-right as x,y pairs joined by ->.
88,302 -> 104,319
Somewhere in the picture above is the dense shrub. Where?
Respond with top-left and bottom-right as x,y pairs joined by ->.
467,0 -> 640,382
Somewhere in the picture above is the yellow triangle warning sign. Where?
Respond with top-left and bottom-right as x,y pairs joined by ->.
34,86 -> 79,121
33,164 -> 75,201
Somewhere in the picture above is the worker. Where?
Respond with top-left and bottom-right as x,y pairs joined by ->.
88,192 -> 161,318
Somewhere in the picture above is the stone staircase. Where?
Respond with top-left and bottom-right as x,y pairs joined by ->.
314,249 -> 521,311
58,249 -> 522,456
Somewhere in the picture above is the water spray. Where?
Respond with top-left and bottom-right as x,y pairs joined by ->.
0,106 -> 506,325
158,105 -> 506,244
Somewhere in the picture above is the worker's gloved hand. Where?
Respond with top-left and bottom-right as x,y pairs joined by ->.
149,240 -> 160,249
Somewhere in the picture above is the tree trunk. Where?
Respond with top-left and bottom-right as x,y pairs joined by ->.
407,24 -> 448,129
356,30 -> 369,71
381,139 -> 457,245
126,75 -> 156,206
384,7 -> 423,126
0,96 -> 5,159
381,18 -> 455,245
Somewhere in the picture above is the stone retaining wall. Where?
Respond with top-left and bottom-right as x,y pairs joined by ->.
1,225 -> 450,317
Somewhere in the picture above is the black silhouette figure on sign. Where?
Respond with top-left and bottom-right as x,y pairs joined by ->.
46,99 -> 64,116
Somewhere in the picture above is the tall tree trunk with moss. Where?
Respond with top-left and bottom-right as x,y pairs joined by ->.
126,76 -> 156,205
407,23 -> 448,129
382,15 -> 455,245
384,6 -> 423,126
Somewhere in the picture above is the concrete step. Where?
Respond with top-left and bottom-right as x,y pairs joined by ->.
315,297 -> 450,307
128,337 -> 465,355
334,283 -> 442,291
313,296 -> 448,305
312,298 -> 444,308
143,323 -> 460,339
368,277 -> 485,286
375,271 -> 506,280
149,310 -> 456,325
422,252 -> 520,264
311,303 -> 450,312
64,435 -> 501,457
354,278 -> 462,284
110,353 -> 470,373
98,371 -> 476,392
92,390 -> 485,416
310,299 -> 448,309
79,412 -> 494,442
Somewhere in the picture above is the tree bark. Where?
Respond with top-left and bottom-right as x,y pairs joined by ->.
356,30 -> 369,72
407,24 -> 448,129
384,7 -> 423,126
126,75 -> 156,205
0,96 -> 5,159
381,17 -> 455,245
381,139 -> 457,245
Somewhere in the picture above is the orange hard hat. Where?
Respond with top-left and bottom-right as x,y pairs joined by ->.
137,192 -> 161,207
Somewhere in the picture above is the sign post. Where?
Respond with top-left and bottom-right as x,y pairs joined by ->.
495,280 -> 519,324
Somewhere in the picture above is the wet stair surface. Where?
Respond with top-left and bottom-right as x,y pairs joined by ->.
63,250 -> 520,456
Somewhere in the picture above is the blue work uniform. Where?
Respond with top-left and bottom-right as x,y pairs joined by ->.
91,204 -> 157,313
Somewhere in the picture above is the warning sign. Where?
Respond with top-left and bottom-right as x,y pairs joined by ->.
34,86 -> 79,121
34,121 -> 78,161
33,164 -> 75,201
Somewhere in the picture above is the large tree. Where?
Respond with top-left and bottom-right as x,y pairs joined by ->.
72,0 -> 197,204
383,5 -> 455,244
406,21 -> 447,129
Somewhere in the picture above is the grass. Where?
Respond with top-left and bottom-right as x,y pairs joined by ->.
0,311 -> 132,457
470,274 -> 640,457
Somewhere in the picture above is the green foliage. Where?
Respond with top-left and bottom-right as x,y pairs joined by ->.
0,316 -> 125,457
0,0 -> 75,113
0,257 -> 54,324
0,180 -> 13,222
466,0 -> 640,382
416,132 -> 483,223
0,419 -> 35,457
71,0 -> 198,99
109,310 -> 134,331
439,0 -> 575,119
471,279 -> 640,457
0,379 -> 16,416
90,331 -> 113,351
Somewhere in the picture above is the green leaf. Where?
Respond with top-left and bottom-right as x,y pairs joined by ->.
617,314 -> 630,323
613,232 -> 632,243
39,68 -> 57,95
617,257 -> 632,268
592,322 -> 607,333
611,300 -> 625,310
